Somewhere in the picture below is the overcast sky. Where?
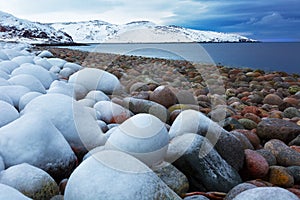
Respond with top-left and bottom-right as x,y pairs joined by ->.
1,0 -> 300,41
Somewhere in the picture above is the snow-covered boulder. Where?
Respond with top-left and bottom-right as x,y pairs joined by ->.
18,92 -> 42,111
0,156 -> 4,171
11,63 -> 54,89
63,62 -> 83,71
22,93 -> 106,155
0,100 -> 19,127
0,113 -> 77,181
68,68 -> 122,94
94,101 -> 132,124
105,113 -> 169,167
0,184 -> 32,200
0,93 -> 13,105
0,51 -> 9,60
78,98 -> 96,107
0,163 -> 59,199
11,56 -> 34,65
1,49 -> 24,59
47,80 -> 88,100
8,74 -> 46,93
64,150 -> 181,200
47,58 -> 67,68
0,60 -> 19,74
232,187 -> 299,200
59,68 -> 75,79
33,57 -> 52,70
0,78 -> 10,86
0,85 -> 30,107
0,70 -> 9,79
85,90 -> 110,102
38,50 -> 53,58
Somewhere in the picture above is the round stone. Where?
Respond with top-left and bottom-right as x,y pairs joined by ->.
0,163 -> 59,199
232,187 -> 299,200
244,149 -> 269,179
105,113 -> 169,167
64,150 -> 180,200
149,85 -> 178,108
263,94 -> 283,105
0,183 -> 31,200
268,166 -> 294,187
0,100 -> 19,128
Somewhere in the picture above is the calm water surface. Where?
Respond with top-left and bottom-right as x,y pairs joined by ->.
62,42 -> 300,74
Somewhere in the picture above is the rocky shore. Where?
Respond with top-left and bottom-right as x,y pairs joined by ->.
0,43 -> 300,199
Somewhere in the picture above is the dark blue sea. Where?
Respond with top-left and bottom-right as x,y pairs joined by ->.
61,42 -> 300,74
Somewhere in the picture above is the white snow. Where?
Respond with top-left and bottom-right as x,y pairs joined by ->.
11,63 -> 54,89
0,100 -> 19,127
232,187 -> 299,200
22,93 -> 106,152
0,93 -> 13,105
51,20 -> 254,43
33,57 -> 52,70
47,80 -> 88,100
18,92 -> 42,111
47,58 -> 67,68
0,11 -> 73,44
0,183 -> 32,200
0,60 -> 19,74
37,50 -> 53,58
68,68 -> 121,95
85,90 -> 110,102
105,113 -> 169,167
8,74 -> 46,93
0,163 -> 58,198
0,85 -> 30,107
168,109 -> 223,141
11,56 -> 34,65
93,101 -> 131,124
64,150 -> 180,200
0,113 -> 76,174
0,78 -> 9,86
0,70 -> 9,79
0,156 -> 4,171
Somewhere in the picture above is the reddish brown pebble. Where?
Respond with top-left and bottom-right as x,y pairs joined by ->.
244,149 -> 269,179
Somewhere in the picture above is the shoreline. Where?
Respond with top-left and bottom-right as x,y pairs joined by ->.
1,44 -> 300,198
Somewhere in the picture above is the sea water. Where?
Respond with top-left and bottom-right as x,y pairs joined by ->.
61,42 -> 300,74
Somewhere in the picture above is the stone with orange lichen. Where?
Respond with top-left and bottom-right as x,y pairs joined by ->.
268,166 -> 294,188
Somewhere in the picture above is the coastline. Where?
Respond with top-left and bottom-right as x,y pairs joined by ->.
1,44 -> 300,198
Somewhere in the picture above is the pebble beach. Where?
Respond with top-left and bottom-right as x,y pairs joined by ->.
0,43 -> 300,199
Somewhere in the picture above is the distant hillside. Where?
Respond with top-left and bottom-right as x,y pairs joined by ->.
0,11 -> 73,44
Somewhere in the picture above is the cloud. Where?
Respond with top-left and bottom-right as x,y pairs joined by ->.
0,0 -> 299,40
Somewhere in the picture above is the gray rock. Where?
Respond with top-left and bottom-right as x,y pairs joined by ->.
256,149 -> 277,166
169,110 -> 245,171
0,163 -> 59,199
257,118 -> 300,143
238,119 -> 257,130
287,166 -> 300,184
225,183 -> 257,200
265,139 -> 300,166
283,107 -> 300,119
230,131 -> 254,150
153,162 -> 189,196
166,133 -> 242,192
232,187 -> 299,200
65,150 -> 181,200
123,97 -> 169,123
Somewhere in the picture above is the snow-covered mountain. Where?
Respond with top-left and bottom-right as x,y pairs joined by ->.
0,11 -> 73,44
51,20 -> 254,43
